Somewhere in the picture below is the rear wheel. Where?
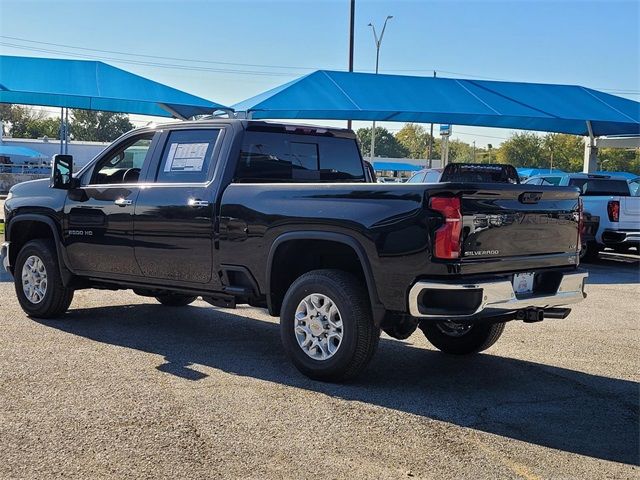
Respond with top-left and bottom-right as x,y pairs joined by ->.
420,320 -> 505,355
155,294 -> 198,307
15,239 -> 74,318
280,269 -> 379,382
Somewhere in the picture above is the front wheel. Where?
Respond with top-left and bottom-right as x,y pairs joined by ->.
15,239 -> 74,318
420,321 -> 505,355
280,269 -> 379,382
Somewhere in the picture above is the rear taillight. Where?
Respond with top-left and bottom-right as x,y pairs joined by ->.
430,196 -> 462,259
607,200 -> 620,222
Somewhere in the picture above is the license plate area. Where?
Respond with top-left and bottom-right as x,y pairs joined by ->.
513,272 -> 535,295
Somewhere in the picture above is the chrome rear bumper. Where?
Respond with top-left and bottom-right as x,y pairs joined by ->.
408,270 -> 588,319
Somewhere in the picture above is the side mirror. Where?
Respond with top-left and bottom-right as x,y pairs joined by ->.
50,154 -> 76,189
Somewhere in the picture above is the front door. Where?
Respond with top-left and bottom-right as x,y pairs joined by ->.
133,128 -> 223,286
63,131 -> 158,276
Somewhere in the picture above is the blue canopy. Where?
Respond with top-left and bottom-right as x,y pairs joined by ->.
517,167 -> 567,178
0,55 -> 229,119
0,145 -> 47,158
373,161 -> 422,172
234,70 -> 640,136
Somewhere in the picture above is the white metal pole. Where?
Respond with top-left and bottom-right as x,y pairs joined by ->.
59,107 -> 64,155
368,16 -> 392,162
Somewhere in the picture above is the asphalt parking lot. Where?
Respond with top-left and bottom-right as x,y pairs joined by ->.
0,253 -> 638,479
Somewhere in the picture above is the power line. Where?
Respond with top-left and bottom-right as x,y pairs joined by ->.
0,34 -> 317,72
0,42 -> 298,77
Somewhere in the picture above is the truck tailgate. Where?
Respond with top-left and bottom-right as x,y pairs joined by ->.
458,185 -> 580,260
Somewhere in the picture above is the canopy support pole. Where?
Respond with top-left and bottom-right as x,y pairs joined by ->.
59,108 -> 64,155
64,107 -> 69,155
583,120 -> 598,173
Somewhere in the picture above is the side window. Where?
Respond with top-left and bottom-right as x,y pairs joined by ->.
290,142 -> 320,180
236,131 -> 291,181
317,137 -> 365,181
524,178 -> 541,185
235,131 -> 365,183
156,129 -> 220,183
90,133 -> 154,185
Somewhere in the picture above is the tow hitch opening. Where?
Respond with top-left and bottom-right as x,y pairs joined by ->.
515,307 -> 572,322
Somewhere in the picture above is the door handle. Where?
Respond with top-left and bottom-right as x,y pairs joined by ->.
114,198 -> 133,207
188,199 -> 211,207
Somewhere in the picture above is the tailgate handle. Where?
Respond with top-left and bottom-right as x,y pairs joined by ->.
519,191 -> 542,204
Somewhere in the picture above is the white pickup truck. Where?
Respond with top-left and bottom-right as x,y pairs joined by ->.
524,173 -> 640,259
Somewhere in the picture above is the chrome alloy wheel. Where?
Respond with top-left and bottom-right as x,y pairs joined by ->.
435,320 -> 473,337
21,255 -> 48,304
294,293 -> 344,361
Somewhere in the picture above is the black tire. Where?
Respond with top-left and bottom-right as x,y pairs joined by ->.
14,239 -> 74,319
580,241 -> 600,262
280,269 -> 379,382
155,294 -> 198,307
420,321 -> 505,355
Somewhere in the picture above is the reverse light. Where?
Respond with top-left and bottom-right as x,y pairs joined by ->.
430,196 -> 462,259
607,200 -> 620,222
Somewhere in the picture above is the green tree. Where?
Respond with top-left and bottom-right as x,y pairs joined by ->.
70,109 -> 134,142
496,132 -> 545,167
395,123 -> 427,158
542,133 -> 583,172
22,118 -> 60,139
0,105 -> 58,138
447,139 -> 474,163
599,147 -> 640,174
395,123 -> 443,160
356,126 -> 408,158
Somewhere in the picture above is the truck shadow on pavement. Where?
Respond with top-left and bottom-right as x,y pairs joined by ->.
37,303 -> 639,466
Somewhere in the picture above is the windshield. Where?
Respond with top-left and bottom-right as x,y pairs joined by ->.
568,178 -> 631,196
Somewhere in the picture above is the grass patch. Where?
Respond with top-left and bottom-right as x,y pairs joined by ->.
0,222 -> 4,235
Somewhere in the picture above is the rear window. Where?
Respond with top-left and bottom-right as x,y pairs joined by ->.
235,131 -> 365,182
440,164 -> 519,184
568,178 -> 631,196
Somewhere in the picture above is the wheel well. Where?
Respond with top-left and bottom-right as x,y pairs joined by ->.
9,220 -> 55,267
269,239 -> 368,315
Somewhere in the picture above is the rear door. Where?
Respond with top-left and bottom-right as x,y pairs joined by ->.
133,127 -> 225,286
458,185 -> 581,259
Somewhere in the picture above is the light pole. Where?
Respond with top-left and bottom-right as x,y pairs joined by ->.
368,15 -> 393,161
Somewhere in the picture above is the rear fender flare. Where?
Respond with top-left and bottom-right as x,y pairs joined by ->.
266,231 -> 385,324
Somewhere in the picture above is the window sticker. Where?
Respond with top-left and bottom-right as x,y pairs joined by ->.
163,142 -> 209,172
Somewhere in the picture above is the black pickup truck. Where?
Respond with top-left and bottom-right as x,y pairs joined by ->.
2,120 -> 587,381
